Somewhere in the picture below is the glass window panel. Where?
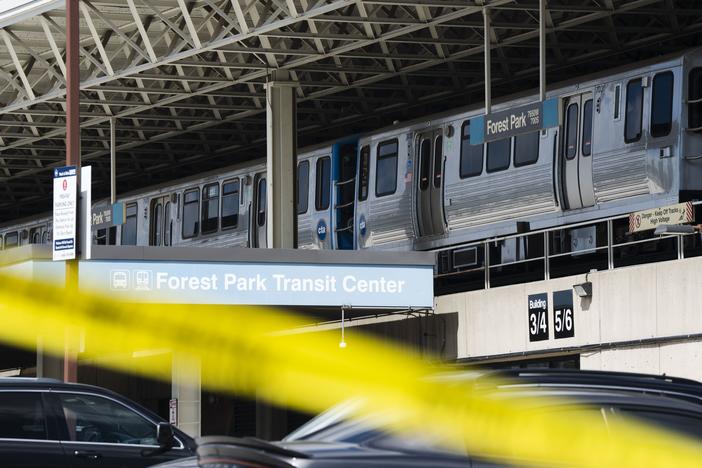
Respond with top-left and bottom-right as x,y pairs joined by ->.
688,68 -> 702,130
257,178 -> 266,227
59,393 -> 157,445
358,146 -> 370,201
315,157 -> 331,211
121,203 -> 138,245
0,392 -> 48,440
459,121 -> 483,178
297,162 -> 309,215
565,103 -> 579,159
582,99 -> 593,156
153,203 -> 162,246
164,202 -> 171,246
419,139 -> 431,191
625,79 -> 644,143
433,135 -> 443,188
182,189 -> 199,239
651,71 -> 674,138
222,180 -> 240,228
486,138 -> 511,172
201,183 -> 219,234
514,131 -> 540,166
375,140 -> 398,197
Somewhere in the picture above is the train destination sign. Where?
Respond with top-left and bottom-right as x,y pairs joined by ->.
470,98 -> 559,145
78,260 -> 434,308
52,166 -> 78,261
629,202 -> 694,233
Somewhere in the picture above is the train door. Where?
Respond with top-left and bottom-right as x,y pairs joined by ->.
251,173 -> 267,248
354,144 -> 371,249
333,144 -> 357,250
312,155 -> 332,249
149,195 -> 173,246
561,92 -> 595,210
415,129 -> 447,237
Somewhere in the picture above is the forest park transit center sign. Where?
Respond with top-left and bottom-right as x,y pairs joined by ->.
79,260 -> 433,309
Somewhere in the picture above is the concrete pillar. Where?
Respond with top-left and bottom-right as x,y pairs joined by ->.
266,70 -> 298,249
172,353 -> 201,437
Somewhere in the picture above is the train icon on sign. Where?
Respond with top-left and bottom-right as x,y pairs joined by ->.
110,270 -> 129,290
134,270 -> 152,291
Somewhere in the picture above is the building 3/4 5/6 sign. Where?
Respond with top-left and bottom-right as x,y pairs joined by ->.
52,166 -> 78,261
528,293 -> 549,342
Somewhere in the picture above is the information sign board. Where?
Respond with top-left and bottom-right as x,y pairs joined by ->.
629,202 -> 694,233
52,166 -> 77,261
553,290 -> 575,339
470,98 -> 559,145
528,293 -> 549,342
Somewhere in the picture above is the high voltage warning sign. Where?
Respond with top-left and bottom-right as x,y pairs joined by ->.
629,202 -> 694,233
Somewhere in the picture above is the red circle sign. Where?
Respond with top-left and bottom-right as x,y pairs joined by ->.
62,179 -> 67,191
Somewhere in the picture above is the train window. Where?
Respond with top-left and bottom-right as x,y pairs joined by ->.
257,178 -> 266,227
222,179 -> 240,229
375,139 -> 398,197
565,102 -> 579,159
625,78 -> 644,143
688,68 -> 702,131
582,99 -> 593,156
433,135 -> 443,188
182,189 -> 200,239
419,139 -> 431,191
29,228 -> 41,244
613,83 -> 621,120
651,71 -> 674,138
297,162 -> 309,215
486,138 -> 511,173
41,231 -> 49,245
315,157 -> 331,211
151,202 -> 163,246
96,229 -> 107,245
4,232 -> 18,249
164,203 -> 172,246
201,183 -> 219,235
358,146 -> 370,201
514,131 -> 540,167
460,121 -> 483,178
121,203 -> 138,246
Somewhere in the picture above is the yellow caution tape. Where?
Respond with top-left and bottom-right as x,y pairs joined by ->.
0,271 -> 701,467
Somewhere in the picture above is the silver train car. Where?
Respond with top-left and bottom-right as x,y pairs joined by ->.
3,49 -> 702,263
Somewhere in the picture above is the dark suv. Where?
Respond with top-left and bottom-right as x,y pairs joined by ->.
153,369 -> 702,468
0,377 -> 196,467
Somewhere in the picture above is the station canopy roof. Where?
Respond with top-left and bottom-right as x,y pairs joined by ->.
0,0 -> 701,221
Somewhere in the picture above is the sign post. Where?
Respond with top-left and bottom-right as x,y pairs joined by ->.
52,166 -> 78,261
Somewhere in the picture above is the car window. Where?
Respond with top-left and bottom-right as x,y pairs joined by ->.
618,408 -> 702,440
0,392 -> 49,440
59,393 -> 157,445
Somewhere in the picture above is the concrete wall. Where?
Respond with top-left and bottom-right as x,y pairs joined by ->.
435,256 -> 702,379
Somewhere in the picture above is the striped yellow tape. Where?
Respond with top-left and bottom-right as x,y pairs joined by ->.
0,271 -> 701,467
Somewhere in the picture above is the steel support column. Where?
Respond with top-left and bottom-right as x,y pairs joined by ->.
64,0 -> 80,384
265,70 -> 298,249
539,0 -> 546,101
483,6 -> 491,114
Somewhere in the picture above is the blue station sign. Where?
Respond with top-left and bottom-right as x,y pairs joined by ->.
470,98 -> 560,145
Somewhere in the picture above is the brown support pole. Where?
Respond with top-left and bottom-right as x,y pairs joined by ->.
64,0 -> 80,383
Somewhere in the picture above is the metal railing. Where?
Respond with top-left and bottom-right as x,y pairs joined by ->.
435,200 -> 702,293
